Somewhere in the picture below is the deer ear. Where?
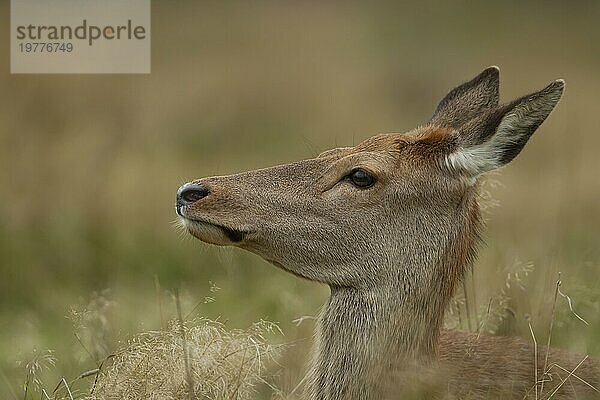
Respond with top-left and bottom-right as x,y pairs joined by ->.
430,66 -> 500,128
445,80 -> 565,177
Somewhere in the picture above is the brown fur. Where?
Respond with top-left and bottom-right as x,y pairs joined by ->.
176,67 -> 599,399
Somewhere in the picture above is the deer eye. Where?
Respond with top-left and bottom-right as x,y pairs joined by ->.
348,169 -> 375,188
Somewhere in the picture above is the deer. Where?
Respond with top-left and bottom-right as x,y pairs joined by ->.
175,67 -> 599,399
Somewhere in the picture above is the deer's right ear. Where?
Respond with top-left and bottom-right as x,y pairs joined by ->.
430,66 -> 500,128
445,80 -> 564,178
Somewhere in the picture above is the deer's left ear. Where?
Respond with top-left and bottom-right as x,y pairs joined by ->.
430,66 -> 500,128
445,79 -> 564,177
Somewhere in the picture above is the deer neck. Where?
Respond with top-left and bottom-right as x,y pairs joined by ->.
306,283 -> 443,400
306,196 -> 480,400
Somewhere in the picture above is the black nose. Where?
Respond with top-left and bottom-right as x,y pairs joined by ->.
177,183 -> 210,206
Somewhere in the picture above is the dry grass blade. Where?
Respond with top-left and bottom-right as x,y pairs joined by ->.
543,356 -> 588,399
462,278 -> 473,331
78,369 -> 100,380
524,273 -> 595,400
20,350 -> 56,400
557,286 -> 589,326
540,274 -> 561,396
86,318 -> 281,400
154,276 -> 165,330
52,378 -> 74,400
475,298 -> 493,341
545,362 -> 599,393
89,355 -> 114,396
291,316 -> 316,327
175,290 -> 195,400
527,317 -> 539,400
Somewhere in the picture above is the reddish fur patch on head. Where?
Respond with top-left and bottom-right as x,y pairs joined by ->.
407,126 -> 456,159
352,133 -> 410,153
351,127 -> 456,161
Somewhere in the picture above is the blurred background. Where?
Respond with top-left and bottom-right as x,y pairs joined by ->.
1,1 -> 599,398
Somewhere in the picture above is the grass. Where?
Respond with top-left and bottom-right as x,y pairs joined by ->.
12,267 -> 598,399
88,319 -> 282,400
15,289 -> 285,400
523,275 -> 598,399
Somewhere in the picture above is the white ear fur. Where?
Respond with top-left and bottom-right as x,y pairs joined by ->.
445,79 -> 564,178
445,141 -> 504,177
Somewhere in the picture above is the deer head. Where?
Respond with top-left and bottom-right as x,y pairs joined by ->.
176,67 -> 562,298
177,67 -> 565,399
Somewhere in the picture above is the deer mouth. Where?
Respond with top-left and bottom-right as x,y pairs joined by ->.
177,208 -> 249,245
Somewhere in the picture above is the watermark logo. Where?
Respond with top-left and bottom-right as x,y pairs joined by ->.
11,0 -> 151,74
